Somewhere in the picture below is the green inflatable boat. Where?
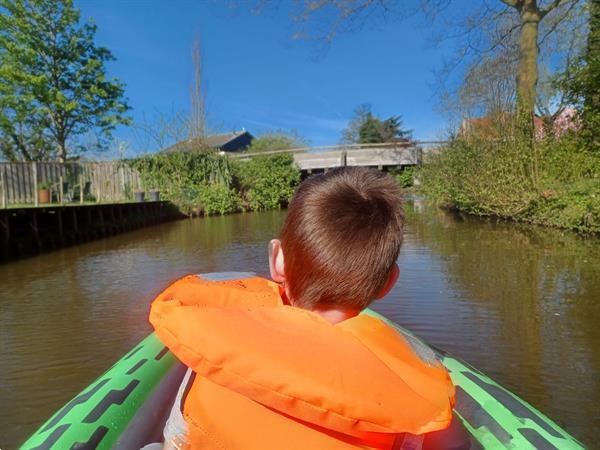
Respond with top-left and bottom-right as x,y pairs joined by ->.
21,306 -> 584,449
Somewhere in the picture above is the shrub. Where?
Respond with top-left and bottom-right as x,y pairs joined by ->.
420,135 -> 537,217
420,129 -> 600,233
127,151 -> 300,216
127,152 -> 233,215
232,153 -> 300,210
392,167 -> 415,188
197,183 -> 241,216
528,179 -> 600,232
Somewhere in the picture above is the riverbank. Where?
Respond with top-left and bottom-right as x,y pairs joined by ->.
131,148 -> 600,235
418,133 -> 600,234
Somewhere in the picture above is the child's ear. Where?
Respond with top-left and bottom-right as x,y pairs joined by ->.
268,239 -> 286,283
375,264 -> 400,300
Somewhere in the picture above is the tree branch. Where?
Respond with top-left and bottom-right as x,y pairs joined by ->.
540,0 -> 568,17
539,0 -> 580,45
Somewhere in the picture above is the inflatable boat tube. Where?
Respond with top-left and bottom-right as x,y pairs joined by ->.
21,306 -> 584,449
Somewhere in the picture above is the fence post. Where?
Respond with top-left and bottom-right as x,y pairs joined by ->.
120,165 -> 125,202
59,175 -> 63,204
32,162 -> 39,207
1,167 -> 5,208
79,174 -> 84,205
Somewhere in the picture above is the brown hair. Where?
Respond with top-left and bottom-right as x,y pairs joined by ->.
280,167 -> 404,310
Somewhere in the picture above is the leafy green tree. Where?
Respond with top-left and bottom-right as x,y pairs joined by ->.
381,116 -> 412,142
0,0 -> 130,162
0,116 -> 54,161
246,130 -> 306,153
566,0 -> 600,148
342,105 -> 412,144
358,114 -> 383,144
585,0 -> 600,116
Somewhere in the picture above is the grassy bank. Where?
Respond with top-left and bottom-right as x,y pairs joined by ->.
128,152 -> 300,216
418,131 -> 600,233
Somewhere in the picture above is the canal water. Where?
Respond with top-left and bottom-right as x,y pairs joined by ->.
1,200 -> 599,448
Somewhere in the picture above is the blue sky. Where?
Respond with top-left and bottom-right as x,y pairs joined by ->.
77,1 -> 454,155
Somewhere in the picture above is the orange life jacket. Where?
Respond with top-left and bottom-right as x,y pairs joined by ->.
149,273 -> 455,450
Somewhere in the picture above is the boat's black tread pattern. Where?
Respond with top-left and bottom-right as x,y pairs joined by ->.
29,424 -> 70,450
155,346 -> 169,361
41,379 -> 110,433
70,426 -> 109,450
518,428 -> 560,450
126,358 -> 148,375
83,380 -> 140,423
462,372 -> 563,439
455,386 -> 512,444
124,345 -> 143,360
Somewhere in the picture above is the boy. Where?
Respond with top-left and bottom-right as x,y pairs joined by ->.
150,167 -> 456,449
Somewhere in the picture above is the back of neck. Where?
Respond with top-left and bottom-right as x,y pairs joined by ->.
312,307 -> 360,324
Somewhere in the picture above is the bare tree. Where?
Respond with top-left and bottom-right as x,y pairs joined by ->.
496,0 -> 583,120
250,0 -> 585,128
133,36 -> 210,153
134,108 -> 191,153
190,36 -> 207,142
340,103 -> 371,144
445,51 -> 518,119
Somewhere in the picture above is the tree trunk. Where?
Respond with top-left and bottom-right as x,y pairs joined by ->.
516,3 -> 541,125
57,138 -> 67,163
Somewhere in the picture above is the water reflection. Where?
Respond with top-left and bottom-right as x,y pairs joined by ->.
377,199 -> 600,444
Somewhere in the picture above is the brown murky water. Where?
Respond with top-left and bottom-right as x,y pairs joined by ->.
1,200 -> 599,448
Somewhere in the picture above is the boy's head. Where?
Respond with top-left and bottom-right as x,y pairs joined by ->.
270,167 -> 404,312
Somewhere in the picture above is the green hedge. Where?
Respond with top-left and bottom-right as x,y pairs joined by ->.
232,153 -> 301,211
127,152 -> 300,216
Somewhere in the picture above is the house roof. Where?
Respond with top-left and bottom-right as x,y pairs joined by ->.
163,131 -> 253,153
462,109 -> 578,139
462,114 -> 545,138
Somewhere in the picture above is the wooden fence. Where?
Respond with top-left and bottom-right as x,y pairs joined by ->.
0,161 -> 142,207
0,141 -> 447,207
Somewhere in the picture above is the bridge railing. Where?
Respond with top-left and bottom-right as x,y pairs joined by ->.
227,141 -> 448,171
227,141 -> 447,159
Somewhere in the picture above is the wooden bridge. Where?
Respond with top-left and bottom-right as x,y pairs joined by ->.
229,141 -> 445,172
